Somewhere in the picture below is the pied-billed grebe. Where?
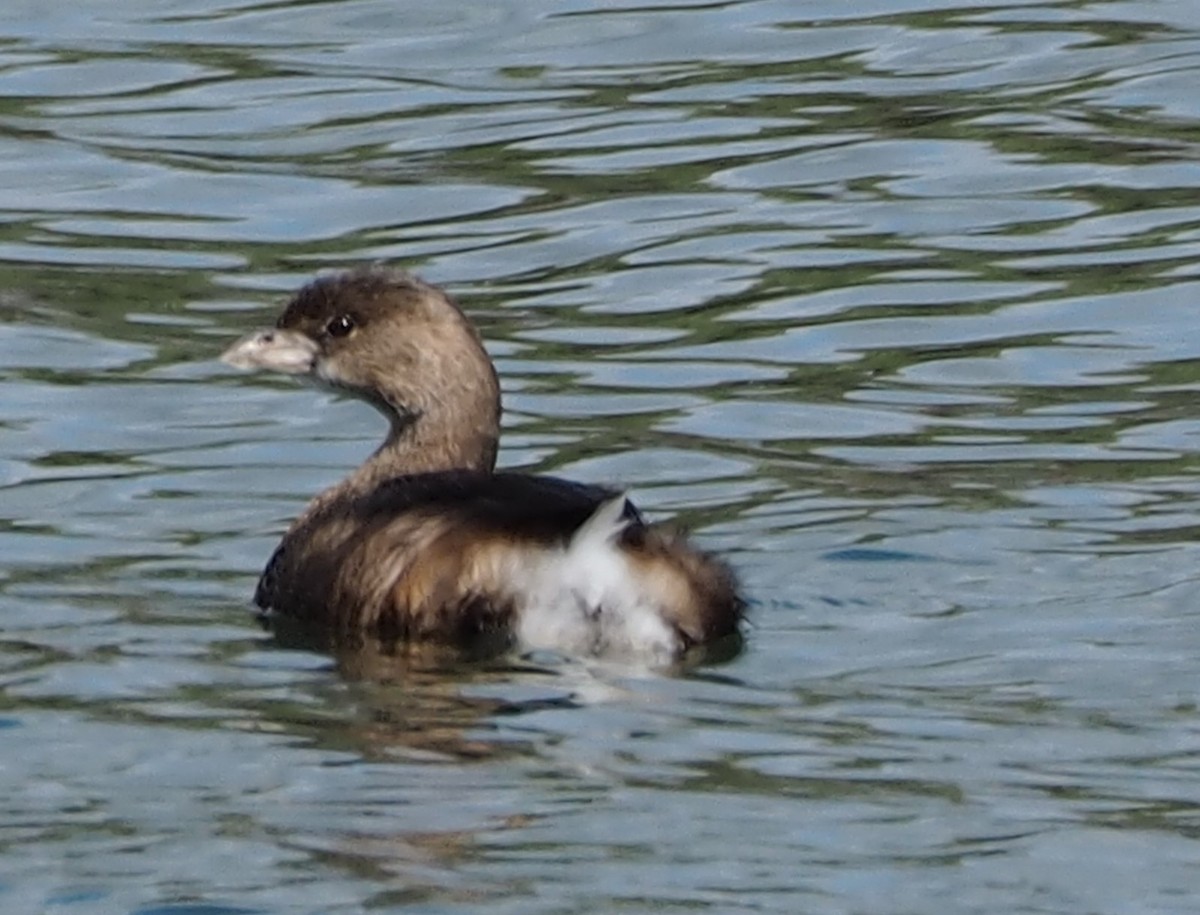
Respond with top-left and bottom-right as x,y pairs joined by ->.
222,267 -> 743,662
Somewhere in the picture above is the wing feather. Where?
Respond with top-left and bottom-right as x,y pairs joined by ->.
255,470 -> 740,656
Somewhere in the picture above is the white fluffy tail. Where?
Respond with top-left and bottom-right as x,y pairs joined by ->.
569,494 -> 630,550
516,493 -> 679,664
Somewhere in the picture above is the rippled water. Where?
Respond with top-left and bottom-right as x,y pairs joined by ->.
4,1 -> 1200,912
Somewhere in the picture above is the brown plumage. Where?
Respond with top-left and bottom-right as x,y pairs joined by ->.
222,267 -> 743,662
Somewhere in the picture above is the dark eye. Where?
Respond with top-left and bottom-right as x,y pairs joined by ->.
326,314 -> 355,338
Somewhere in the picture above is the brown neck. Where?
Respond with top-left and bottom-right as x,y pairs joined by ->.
355,401 -> 499,485
291,301 -> 502,527
298,380 -> 499,527
297,403 -> 499,528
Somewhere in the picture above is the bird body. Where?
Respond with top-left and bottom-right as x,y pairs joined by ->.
222,268 -> 743,662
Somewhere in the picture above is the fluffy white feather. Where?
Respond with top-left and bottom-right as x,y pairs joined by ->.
514,495 -> 679,665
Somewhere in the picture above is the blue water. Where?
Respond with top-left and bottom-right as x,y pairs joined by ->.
3,2 -> 1200,913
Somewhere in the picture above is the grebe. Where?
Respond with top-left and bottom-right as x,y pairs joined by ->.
222,268 -> 742,662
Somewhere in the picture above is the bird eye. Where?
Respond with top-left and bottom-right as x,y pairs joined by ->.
326,314 -> 355,338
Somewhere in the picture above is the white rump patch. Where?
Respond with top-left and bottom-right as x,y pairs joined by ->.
513,495 -> 680,665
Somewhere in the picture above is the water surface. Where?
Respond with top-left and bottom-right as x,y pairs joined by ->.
3,2 -> 1200,913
